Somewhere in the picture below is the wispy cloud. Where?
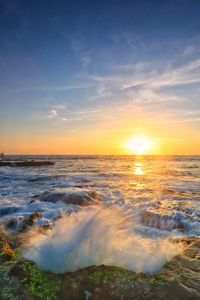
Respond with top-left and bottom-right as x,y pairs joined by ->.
152,118 -> 200,125
0,84 -> 93,94
24,38 -> 200,131
89,57 -> 200,92
47,109 -> 58,118
34,103 -> 104,123
61,117 -> 82,122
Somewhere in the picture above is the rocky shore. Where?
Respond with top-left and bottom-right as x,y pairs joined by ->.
0,226 -> 199,300
0,160 -> 54,167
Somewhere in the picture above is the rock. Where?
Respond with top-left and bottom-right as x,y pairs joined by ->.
0,206 -> 19,217
0,229 -> 15,262
6,211 -> 42,233
0,238 -> 15,260
8,259 -> 28,280
36,188 -> 101,206
57,238 -> 200,300
0,231 -> 200,299
19,211 -> 42,232
0,259 -> 35,300
0,160 -> 54,167
141,209 -> 185,232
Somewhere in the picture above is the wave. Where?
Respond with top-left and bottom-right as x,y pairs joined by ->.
23,206 -> 182,273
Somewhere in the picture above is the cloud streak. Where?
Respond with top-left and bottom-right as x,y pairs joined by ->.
0,84 -> 94,94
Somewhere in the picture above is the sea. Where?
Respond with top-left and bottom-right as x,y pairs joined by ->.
0,155 -> 200,273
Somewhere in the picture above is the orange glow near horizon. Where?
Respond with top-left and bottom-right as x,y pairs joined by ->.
1,111 -> 200,155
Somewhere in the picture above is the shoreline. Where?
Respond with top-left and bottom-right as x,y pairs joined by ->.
0,225 -> 200,300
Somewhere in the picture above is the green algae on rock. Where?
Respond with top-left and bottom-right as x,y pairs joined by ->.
0,230 -> 200,300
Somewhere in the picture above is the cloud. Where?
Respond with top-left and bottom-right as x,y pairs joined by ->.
0,84 -> 93,94
87,53 -> 200,103
61,117 -> 82,122
114,58 -> 200,92
47,109 -> 58,118
69,45 -> 199,131
26,37 -> 200,131
34,102 -> 104,123
152,118 -> 200,125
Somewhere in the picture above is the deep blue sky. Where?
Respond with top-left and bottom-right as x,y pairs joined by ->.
1,0 -> 200,154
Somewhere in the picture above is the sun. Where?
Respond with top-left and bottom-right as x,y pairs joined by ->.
125,135 -> 153,155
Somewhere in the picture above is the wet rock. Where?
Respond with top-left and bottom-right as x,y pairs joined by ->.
0,237 -> 15,260
6,211 -> 42,232
8,259 -> 28,280
56,238 -> 200,300
57,250 -> 200,300
28,175 -> 64,182
19,211 -> 42,232
0,233 -> 200,299
36,188 -> 101,206
141,209 -> 185,232
0,228 -> 15,262
0,160 -> 54,167
0,259 -> 35,300
0,206 -> 19,217
31,211 -> 42,221
6,217 -> 24,231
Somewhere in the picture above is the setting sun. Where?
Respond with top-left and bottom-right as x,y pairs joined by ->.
125,135 -> 153,155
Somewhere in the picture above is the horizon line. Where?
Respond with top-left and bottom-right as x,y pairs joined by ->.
3,154 -> 200,157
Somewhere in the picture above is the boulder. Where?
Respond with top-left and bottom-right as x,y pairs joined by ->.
36,188 -> 101,206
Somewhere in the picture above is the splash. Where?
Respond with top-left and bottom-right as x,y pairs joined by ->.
23,206 -> 182,273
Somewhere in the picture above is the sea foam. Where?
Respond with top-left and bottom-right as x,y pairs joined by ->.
23,206 -> 181,273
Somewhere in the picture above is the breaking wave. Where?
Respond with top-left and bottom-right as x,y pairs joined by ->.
23,206 -> 182,273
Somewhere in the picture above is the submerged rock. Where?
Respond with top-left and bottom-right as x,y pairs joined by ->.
0,160 -> 54,167
28,175 -> 64,182
141,209 -> 186,232
35,188 -> 101,206
0,206 -> 19,217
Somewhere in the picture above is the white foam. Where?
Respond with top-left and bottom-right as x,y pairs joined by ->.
23,206 -> 181,273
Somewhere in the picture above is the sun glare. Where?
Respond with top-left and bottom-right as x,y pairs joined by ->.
125,135 -> 153,155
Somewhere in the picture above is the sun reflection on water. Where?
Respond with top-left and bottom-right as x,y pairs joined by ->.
133,161 -> 144,175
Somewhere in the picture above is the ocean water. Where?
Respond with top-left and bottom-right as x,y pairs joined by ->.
0,155 -> 200,272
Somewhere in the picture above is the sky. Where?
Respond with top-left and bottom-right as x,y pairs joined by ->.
1,0 -> 200,155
